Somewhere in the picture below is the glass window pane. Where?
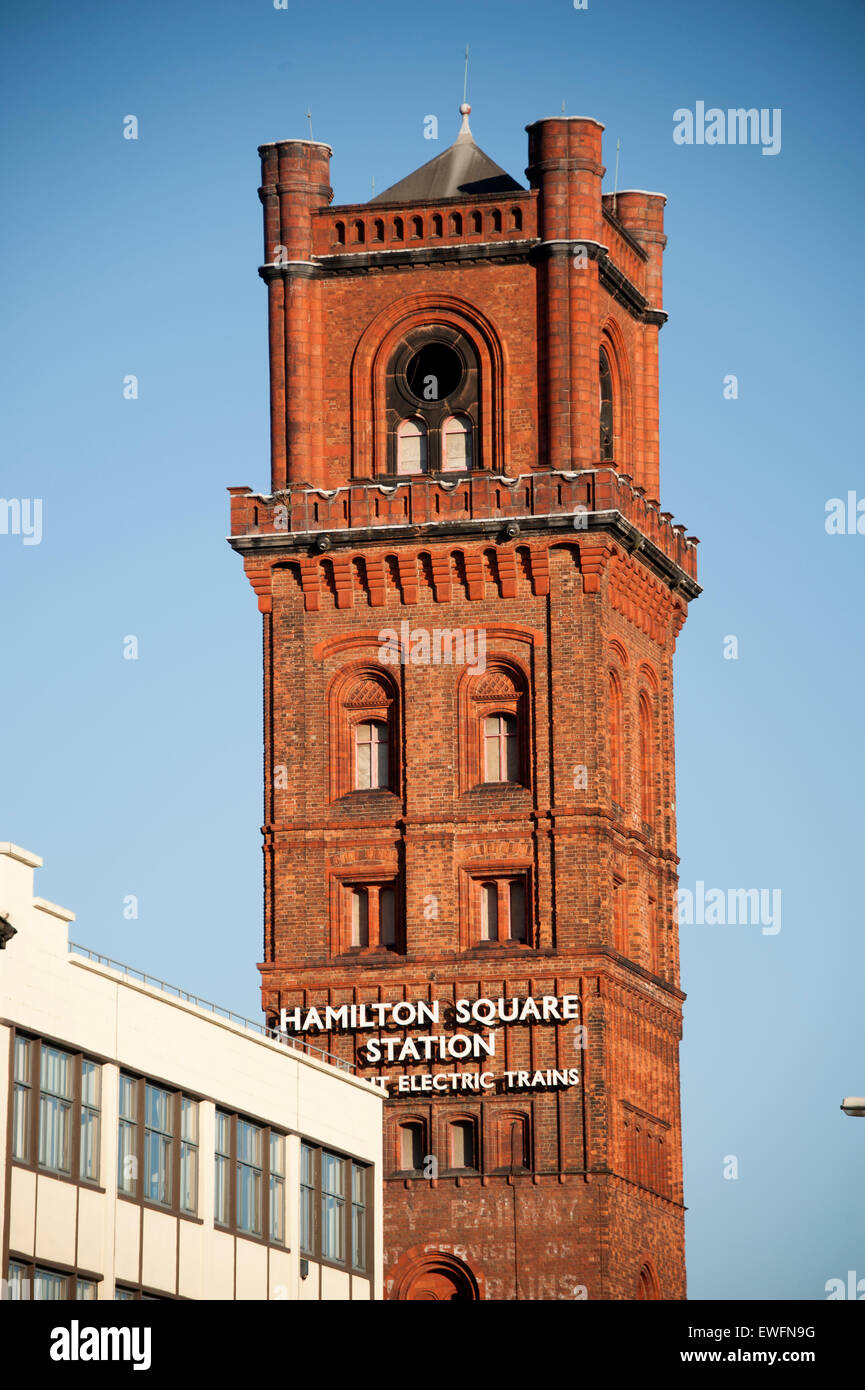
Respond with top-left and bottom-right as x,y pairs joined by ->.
380,887 -> 395,946
481,882 -> 498,941
80,1107 -> 100,1182
443,415 -> 471,471
452,1120 -> 475,1169
397,419 -> 428,475
214,1153 -> 229,1226
40,1045 -> 72,1099
237,1163 -> 262,1235
351,888 -> 369,947
181,1097 -> 197,1143
270,1173 -> 284,1244
374,722 -> 389,789
484,716 -> 501,781
270,1132 -> 284,1177
34,1269 -> 68,1300
509,881 -> 526,942
215,1111 -> 231,1156
144,1130 -> 171,1205
118,1118 -> 137,1194
181,1143 -> 197,1214
81,1060 -> 100,1109
504,715 -> 519,781
12,1085 -> 30,1162
114,1286 -> 136,1300
145,1085 -> 171,1134
76,1279 -> 97,1301
14,1036 -> 30,1082
6,1262 -> 26,1300
119,1075 -> 136,1121
238,1120 -> 261,1167
355,726 -> 372,789
38,1095 -> 70,1173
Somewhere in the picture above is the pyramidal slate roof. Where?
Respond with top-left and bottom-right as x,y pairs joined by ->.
369,105 -> 523,205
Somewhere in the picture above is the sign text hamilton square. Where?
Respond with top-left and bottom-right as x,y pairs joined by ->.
279,993 -> 582,1095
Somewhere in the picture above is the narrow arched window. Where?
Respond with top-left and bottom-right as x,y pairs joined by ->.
352,219 -> 365,244
510,206 -> 522,231
609,669 -> 624,805
639,692 -> 655,823
334,220 -> 346,246
637,1262 -> 661,1300
599,347 -> 614,461
351,888 -> 369,947
396,418 -> 428,474
431,213 -> 443,237
442,413 -> 473,472
380,885 -> 396,946
372,218 -> 384,242
392,217 -> 404,241
450,1120 -> 476,1170
449,211 -> 463,235
355,719 -> 389,789
490,209 -> 502,233
410,215 -> 423,238
480,882 -> 498,941
399,1122 -> 424,1171
470,210 -> 482,234
483,713 -> 518,782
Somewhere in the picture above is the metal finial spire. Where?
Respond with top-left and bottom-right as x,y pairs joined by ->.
562,100 -> 566,115
612,137 -> 621,215
305,108 -> 313,140
463,44 -> 469,106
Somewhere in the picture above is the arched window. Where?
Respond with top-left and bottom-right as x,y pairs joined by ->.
330,668 -> 398,802
509,206 -> 522,231
483,713 -> 518,782
431,213 -> 443,237
638,691 -> 655,824
609,669 -> 624,806
372,218 -> 384,242
599,347 -> 614,461
449,211 -> 463,235
351,888 -> 369,946
410,215 -> 423,238
637,1261 -> 661,1300
442,413 -> 473,471
478,877 -> 526,943
461,663 -> 530,793
392,217 -> 404,241
334,220 -> 346,245
449,1120 -> 477,1170
489,208 -> 502,233
355,719 -> 389,790
498,1113 -> 529,1169
470,210 -> 482,234
396,418 -> 428,474
399,1121 -> 425,1171
352,219 -> 365,244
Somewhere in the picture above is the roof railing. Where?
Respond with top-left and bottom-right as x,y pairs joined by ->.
68,941 -> 358,1076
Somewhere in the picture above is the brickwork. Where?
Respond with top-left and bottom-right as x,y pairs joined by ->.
232,110 -> 699,1299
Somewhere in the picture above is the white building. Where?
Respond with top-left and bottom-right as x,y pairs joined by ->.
0,843 -> 383,1300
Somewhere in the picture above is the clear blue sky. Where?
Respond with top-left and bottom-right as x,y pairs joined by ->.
1,0 -> 862,1301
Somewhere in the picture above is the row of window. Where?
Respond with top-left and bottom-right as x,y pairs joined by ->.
11,1034 -> 369,1268
340,871 -> 530,954
396,1113 -> 530,1174
396,413 -> 472,474
4,1262 -> 166,1302
333,205 -> 522,246
353,712 -> 518,794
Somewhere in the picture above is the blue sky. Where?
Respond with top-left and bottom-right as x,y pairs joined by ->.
1,0 -> 862,1300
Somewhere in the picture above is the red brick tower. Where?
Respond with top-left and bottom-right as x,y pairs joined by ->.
229,106 -> 700,1301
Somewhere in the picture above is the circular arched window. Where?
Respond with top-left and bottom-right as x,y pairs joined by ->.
405,342 -> 464,402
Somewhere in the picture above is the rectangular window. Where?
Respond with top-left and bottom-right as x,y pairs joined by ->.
214,1111 -> 231,1227
215,1111 -> 284,1245
12,1035 -> 101,1184
481,882 -> 498,941
269,1133 -> 285,1245
180,1098 -> 198,1216
39,1044 -> 73,1174
119,1075 -> 197,1216
79,1061 -> 101,1183
351,887 -> 369,947
118,1074 -> 137,1195
237,1119 -> 262,1237
12,1036 -> 31,1161
380,886 -> 396,946
351,1164 -> 367,1272
301,1141 -> 370,1272
321,1152 -> 345,1262
144,1084 -> 173,1207
6,1260 -> 99,1301
300,1143 -> 315,1255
